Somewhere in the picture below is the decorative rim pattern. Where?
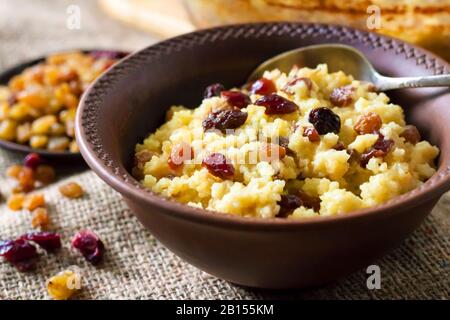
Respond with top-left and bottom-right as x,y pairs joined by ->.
78,22 -> 450,227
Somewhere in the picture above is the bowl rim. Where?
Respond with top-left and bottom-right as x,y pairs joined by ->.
76,22 -> 450,230
0,48 -> 129,159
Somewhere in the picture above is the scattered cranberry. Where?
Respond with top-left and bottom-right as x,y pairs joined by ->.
221,91 -> 251,109
20,232 -> 61,253
254,93 -> 298,115
202,108 -> 248,133
400,125 -> 421,144
24,153 -> 42,170
0,239 -> 38,272
202,153 -> 234,180
303,127 -> 320,142
72,231 -> 104,265
282,77 -> 313,94
250,78 -> 277,95
330,85 -> 355,107
308,107 -> 341,135
204,83 -> 225,99
360,133 -> 394,167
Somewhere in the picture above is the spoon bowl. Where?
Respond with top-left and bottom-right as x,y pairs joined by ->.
248,44 -> 450,91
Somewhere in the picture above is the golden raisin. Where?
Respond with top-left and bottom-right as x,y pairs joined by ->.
32,115 -> 58,135
0,119 -> 18,140
6,165 -> 23,179
31,207 -> 50,228
47,137 -> 70,151
47,270 -> 82,300
354,112 -> 382,135
35,165 -> 56,185
30,135 -> 48,149
16,123 -> 32,144
400,125 -> 421,144
69,141 -> 79,153
18,166 -> 35,192
7,193 -> 25,211
59,182 -> 84,199
23,193 -> 45,211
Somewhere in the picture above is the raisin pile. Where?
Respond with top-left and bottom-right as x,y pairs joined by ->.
308,107 -> 341,135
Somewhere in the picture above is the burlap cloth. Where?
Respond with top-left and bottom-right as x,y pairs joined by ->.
0,0 -> 449,300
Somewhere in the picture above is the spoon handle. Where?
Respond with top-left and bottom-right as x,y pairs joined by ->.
377,74 -> 450,91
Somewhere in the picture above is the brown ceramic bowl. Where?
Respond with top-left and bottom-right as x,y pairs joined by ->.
76,23 -> 450,289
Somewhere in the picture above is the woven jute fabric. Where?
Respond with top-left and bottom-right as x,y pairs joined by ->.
0,0 -> 449,300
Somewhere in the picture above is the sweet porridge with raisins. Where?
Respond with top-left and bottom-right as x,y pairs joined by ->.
133,64 -> 439,219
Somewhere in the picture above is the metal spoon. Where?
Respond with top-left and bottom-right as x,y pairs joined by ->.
248,44 -> 450,91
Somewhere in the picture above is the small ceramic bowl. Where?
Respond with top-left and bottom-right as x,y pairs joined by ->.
76,23 -> 450,289
0,49 -> 128,161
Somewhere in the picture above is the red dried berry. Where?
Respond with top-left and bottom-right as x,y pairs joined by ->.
330,85 -> 355,107
250,78 -> 277,95
254,93 -> 298,115
303,127 -> 320,142
24,153 -> 42,170
221,91 -> 251,109
71,231 -> 104,265
204,83 -> 225,99
20,232 -> 61,253
202,108 -> 248,132
282,77 -> 313,94
202,153 -> 235,180
360,133 -> 394,168
0,239 -> 38,272
308,107 -> 341,135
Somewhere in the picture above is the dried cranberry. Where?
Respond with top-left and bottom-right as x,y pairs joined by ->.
202,108 -> 248,132
330,85 -> 355,107
303,127 -> 320,142
308,107 -> 341,135
221,91 -> 251,109
20,232 -> 61,253
254,94 -> 298,115
72,231 -> 104,265
250,78 -> 277,95
202,153 -> 234,180
24,153 -> 42,170
0,239 -> 38,272
282,77 -> 313,94
204,83 -> 225,99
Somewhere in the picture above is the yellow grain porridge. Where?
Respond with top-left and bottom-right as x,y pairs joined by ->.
133,64 -> 439,219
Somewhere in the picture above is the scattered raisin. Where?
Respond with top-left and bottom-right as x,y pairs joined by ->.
277,137 -> 295,157
298,190 -> 321,212
333,141 -> 346,151
24,153 -> 42,170
71,230 -> 104,265
330,85 -> 355,107
354,112 -> 382,135
202,108 -> 248,132
400,125 -> 421,144
308,107 -> 341,135
20,231 -> 61,252
282,77 -> 313,94
23,193 -> 45,211
220,91 -> 251,109
277,194 -> 301,218
31,207 -> 50,229
303,127 -> 320,142
18,166 -> 35,192
254,93 -> 298,115
360,133 -> 394,167
202,153 -> 234,180
168,142 -> 194,170
204,83 -> 225,99
47,270 -> 82,300
0,239 -> 38,272
35,165 -> 56,185
250,78 -> 276,95
7,193 -> 25,211
59,182 -> 84,199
